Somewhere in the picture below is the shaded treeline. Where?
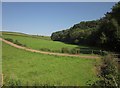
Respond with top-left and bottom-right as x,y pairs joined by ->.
51,2 -> 120,52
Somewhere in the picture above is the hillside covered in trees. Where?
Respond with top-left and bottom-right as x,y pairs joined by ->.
51,2 -> 120,52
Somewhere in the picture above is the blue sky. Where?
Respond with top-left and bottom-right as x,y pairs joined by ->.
2,2 -> 116,36
1,0 -> 119,2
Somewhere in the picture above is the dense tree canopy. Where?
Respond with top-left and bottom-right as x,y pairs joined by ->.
51,2 -> 120,52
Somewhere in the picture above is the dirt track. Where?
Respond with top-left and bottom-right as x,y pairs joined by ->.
0,38 -> 100,59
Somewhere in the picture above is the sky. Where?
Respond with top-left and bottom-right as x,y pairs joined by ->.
2,2 -> 116,36
1,0 -> 120,2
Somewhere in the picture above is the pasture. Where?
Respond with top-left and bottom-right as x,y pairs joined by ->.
2,32 -> 101,55
2,42 -> 99,86
2,32 -> 89,52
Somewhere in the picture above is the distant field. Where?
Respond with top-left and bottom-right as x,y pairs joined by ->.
2,42 -> 98,86
1,31 -> 51,40
2,32 -> 89,53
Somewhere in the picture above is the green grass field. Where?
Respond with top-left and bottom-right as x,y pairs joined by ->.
1,31 -> 51,40
2,33 -> 85,52
2,32 -> 97,54
2,42 -> 98,86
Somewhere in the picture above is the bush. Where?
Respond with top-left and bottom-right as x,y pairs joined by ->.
70,48 -> 80,54
61,48 -> 80,54
4,38 -> 26,47
101,51 -> 108,56
23,44 -> 27,47
40,48 -> 51,52
13,40 -> 26,47
70,48 -> 77,54
91,54 -> 119,87
61,47 -> 70,53
4,38 -> 13,42
14,40 -> 23,46
80,49 -> 92,54
92,50 -> 104,55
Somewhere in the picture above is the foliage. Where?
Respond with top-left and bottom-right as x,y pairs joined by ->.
61,47 -> 70,53
98,4 -> 120,51
14,40 -> 25,47
91,54 -> 119,87
39,48 -> 51,52
4,38 -> 14,43
4,38 -> 26,47
51,2 -> 120,53
51,23 -> 98,45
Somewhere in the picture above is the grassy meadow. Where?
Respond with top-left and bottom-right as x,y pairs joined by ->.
2,42 -> 99,86
1,2 -> 119,87
2,32 -> 101,55
2,33 -> 78,51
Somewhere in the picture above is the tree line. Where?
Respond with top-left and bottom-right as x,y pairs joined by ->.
51,2 -> 120,53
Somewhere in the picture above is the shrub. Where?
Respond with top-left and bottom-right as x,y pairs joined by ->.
23,44 -> 27,47
70,48 -> 80,54
80,49 -> 92,54
92,50 -> 102,55
101,51 -> 108,56
14,40 -> 22,46
4,38 -> 27,47
61,47 -> 70,53
14,40 -> 27,47
40,48 -> 51,52
92,54 -> 119,87
4,38 -> 13,43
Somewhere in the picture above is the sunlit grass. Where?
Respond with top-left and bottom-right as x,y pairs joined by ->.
2,42 -> 98,86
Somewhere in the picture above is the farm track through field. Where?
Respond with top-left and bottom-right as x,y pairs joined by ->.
0,38 -> 100,59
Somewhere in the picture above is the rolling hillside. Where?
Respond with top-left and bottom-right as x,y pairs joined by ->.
2,31 -> 91,53
2,42 -> 98,86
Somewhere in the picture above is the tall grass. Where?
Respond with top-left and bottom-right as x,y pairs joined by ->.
2,42 -> 98,86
